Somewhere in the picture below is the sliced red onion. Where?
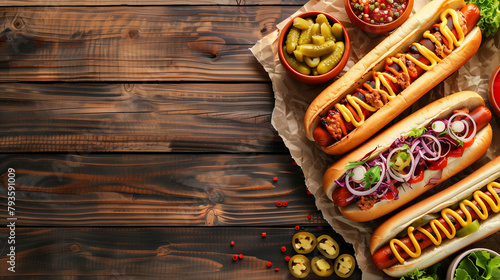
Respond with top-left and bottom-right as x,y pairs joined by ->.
418,134 -> 441,161
447,112 -> 476,143
351,166 -> 366,183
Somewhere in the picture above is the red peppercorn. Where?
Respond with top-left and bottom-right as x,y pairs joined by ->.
306,190 -> 311,195
230,241 -> 235,246
276,201 -> 283,207
262,232 -> 267,238
317,226 -> 323,231
280,246 -> 286,252
232,255 -> 238,261
239,254 -> 244,259
267,261 -> 272,267
275,268 -> 280,272
307,214 -> 312,220
282,201 -> 288,207
294,225 -> 300,231
285,256 -> 291,262
273,176 -> 278,182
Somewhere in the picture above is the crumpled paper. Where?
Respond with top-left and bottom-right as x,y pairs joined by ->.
251,0 -> 500,279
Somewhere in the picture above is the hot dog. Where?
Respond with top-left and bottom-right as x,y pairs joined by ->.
370,156 -> 500,277
304,0 -> 482,155
322,91 -> 492,222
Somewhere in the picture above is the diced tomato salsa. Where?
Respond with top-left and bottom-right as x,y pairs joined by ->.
350,0 -> 409,25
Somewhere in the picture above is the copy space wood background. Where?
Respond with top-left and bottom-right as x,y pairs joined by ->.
0,0 -> 362,279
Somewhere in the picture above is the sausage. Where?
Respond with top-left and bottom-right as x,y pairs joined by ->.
371,188 -> 500,270
331,105 -> 491,208
313,4 -> 481,148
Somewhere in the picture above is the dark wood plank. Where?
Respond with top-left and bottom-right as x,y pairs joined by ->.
0,227 -> 360,279
0,153 -> 327,227
0,0 -> 308,6
0,83 -> 286,153
0,6 -> 297,82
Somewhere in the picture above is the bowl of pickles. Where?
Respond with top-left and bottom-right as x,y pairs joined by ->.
278,11 -> 350,84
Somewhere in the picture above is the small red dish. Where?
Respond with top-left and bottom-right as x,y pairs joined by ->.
278,11 -> 350,85
488,65 -> 500,118
344,0 -> 414,35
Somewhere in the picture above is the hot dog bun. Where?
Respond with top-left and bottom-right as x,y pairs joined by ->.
370,156 -> 500,277
304,0 -> 482,155
323,91 -> 492,222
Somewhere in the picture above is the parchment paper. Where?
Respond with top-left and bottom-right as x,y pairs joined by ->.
251,0 -> 500,279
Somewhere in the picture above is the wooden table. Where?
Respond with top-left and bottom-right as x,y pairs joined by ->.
0,1 -> 362,279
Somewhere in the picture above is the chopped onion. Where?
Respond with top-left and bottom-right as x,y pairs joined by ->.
447,112 -> 476,143
431,120 -> 445,133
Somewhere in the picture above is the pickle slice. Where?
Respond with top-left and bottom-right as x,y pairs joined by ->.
456,219 -> 480,237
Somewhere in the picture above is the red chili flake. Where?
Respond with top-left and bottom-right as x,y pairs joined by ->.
280,246 -> 286,252
276,201 -> 283,207
317,226 -> 323,231
307,214 -> 312,220
282,201 -> 288,207
273,176 -> 278,182
292,161 -> 297,166
294,225 -> 300,231
239,254 -> 244,259
262,232 -> 267,238
285,256 -> 291,262
267,261 -> 272,267
275,268 -> 280,272
232,254 -> 239,261
306,190 -> 311,195
230,241 -> 235,246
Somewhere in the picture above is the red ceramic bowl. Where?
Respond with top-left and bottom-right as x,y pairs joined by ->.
488,65 -> 500,118
278,11 -> 350,85
344,0 -> 414,35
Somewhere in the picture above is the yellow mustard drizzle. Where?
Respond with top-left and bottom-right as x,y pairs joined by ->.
332,9 -> 463,128
389,182 -> 500,264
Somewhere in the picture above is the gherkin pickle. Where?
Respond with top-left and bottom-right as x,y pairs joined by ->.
331,23 -> 344,41
283,46 -> 310,75
298,40 -> 336,58
282,14 -> 346,77
298,18 -> 315,45
286,27 -> 301,54
317,41 -> 344,75
288,255 -> 311,278
311,256 -> 334,277
317,235 -> 340,259
292,232 -> 317,254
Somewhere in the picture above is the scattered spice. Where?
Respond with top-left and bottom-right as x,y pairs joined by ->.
262,232 -> 267,238
295,225 -> 301,231
275,268 -> 280,272
318,226 -> 323,231
285,256 -> 291,262
230,241 -> 235,246
276,201 -> 283,207
283,201 -> 288,207
239,254 -> 244,259
267,261 -> 273,267
273,176 -> 278,182
307,214 -> 312,220
281,246 -> 287,252
232,254 -> 239,261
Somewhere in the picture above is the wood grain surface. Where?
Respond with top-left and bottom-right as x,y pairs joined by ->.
0,83 -> 286,153
0,5 -> 297,82
0,227 -> 361,279
0,0 -> 307,6
0,153 -> 326,227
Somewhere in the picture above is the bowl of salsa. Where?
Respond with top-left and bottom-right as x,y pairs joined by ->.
488,65 -> 500,118
345,0 -> 414,34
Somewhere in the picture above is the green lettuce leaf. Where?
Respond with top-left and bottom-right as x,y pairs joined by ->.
466,0 -> 500,37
